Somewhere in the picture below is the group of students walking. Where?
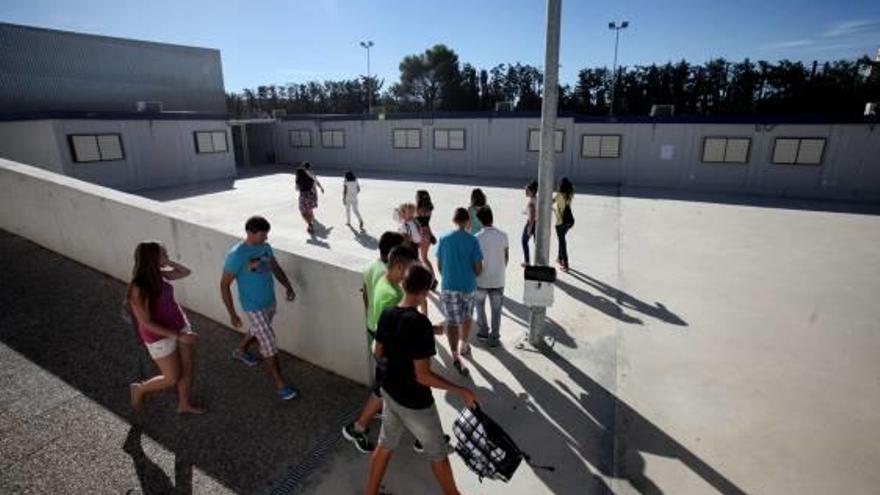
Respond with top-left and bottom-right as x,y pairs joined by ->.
345,177 -> 576,494
123,167 -> 576,494
293,162 -> 577,274
347,206 -> 489,495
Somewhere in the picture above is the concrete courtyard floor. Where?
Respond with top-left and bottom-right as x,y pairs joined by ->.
1,165 -> 878,494
138,166 -> 880,494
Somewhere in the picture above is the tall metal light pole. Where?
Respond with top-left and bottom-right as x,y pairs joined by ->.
608,21 -> 629,116
527,0 -> 562,347
360,40 -> 374,114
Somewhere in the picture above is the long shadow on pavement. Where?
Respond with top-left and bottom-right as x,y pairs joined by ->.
0,231 -> 366,494
502,270 -> 686,328
565,269 -> 687,326
482,341 -> 747,494
463,293 -> 734,493
442,347 -> 615,494
123,425 -> 194,495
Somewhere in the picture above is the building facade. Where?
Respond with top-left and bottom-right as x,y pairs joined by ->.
0,23 -> 234,191
276,113 -> 880,202
0,112 -> 235,191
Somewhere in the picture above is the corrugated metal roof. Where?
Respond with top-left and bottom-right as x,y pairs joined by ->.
0,22 -> 226,114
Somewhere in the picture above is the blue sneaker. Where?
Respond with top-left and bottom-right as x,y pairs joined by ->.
232,349 -> 259,366
278,386 -> 298,401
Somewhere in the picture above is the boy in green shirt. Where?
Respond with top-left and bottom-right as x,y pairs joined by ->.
344,245 -> 418,453
363,232 -> 406,344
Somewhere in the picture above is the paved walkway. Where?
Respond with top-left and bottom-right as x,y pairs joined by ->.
0,230 -> 365,494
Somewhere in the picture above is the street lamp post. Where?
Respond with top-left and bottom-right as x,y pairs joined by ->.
608,21 -> 629,116
360,40 -> 374,114
527,0 -> 562,347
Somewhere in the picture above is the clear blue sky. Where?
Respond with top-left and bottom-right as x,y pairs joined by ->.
2,0 -> 879,93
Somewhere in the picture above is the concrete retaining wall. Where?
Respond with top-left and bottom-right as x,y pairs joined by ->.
0,158 -> 371,385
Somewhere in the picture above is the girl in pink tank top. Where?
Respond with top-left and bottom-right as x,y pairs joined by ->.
127,241 -> 204,415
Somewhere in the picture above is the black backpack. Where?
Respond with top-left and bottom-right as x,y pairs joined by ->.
452,406 -> 554,482
562,203 -> 575,227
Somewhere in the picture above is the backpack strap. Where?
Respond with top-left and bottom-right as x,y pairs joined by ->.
520,452 -> 556,472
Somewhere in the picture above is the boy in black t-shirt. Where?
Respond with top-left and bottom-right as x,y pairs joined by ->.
366,264 -> 477,495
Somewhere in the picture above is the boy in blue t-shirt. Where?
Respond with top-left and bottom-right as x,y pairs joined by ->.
436,207 -> 483,375
220,216 -> 298,400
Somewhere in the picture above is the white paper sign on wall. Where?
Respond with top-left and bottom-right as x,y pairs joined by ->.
660,145 -> 674,161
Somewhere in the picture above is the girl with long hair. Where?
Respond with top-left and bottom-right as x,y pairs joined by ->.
553,177 -> 576,272
127,241 -> 203,414
468,188 -> 487,234
295,167 -> 319,234
343,170 -> 365,231
415,190 -> 438,281
521,180 -> 538,266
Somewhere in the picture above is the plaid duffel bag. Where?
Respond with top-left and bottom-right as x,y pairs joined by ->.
452,405 -> 554,482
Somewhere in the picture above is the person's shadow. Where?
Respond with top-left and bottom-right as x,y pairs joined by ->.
307,219 -> 333,248
347,224 -> 378,251
488,342 -> 746,495
551,279 -> 646,325
123,426 -> 193,495
565,269 -> 687,326
439,345 -> 613,494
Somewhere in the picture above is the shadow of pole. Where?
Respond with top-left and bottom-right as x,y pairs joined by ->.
501,296 -> 578,349
450,350 -> 614,494
541,347 -> 747,495
428,313 -> 735,494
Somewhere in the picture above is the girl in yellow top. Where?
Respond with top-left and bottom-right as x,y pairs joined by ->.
552,177 -> 575,272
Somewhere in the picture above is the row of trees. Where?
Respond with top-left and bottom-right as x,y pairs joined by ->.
226,44 -> 880,117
